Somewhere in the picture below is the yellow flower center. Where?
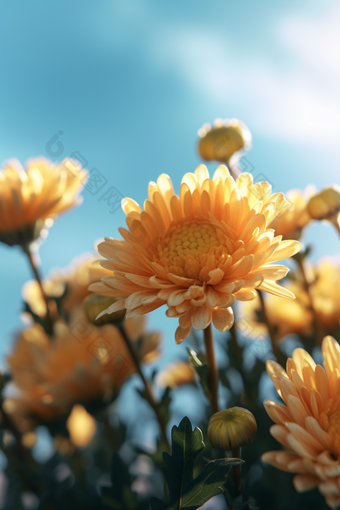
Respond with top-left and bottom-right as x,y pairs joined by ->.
322,396 -> 340,457
156,221 -> 230,280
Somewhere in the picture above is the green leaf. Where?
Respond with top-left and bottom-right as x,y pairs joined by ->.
150,416 -> 243,510
187,348 -> 210,401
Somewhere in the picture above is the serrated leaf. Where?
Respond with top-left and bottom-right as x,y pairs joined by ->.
151,416 -> 243,510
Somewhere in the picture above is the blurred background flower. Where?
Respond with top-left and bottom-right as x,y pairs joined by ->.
238,256 -> 340,344
156,360 -> 196,389
5,313 -> 160,431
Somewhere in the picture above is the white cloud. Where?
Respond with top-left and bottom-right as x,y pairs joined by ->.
146,3 -> 340,146
99,1 -> 340,146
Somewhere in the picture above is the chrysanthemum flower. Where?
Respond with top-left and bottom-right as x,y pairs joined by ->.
5,314 -> 160,431
239,257 -> 340,343
90,165 -> 300,343
238,280 -> 313,343
269,186 -> 315,240
0,157 -> 88,247
156,360 -> 196,389
22,254 -> 112,320
262,336 -> 340,509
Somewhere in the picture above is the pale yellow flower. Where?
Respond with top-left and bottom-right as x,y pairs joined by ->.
208,407 -> 257,450
0,157 -> 88,246
269,186 -> 315,240
90,165 -> 300,344
5,314 -> 160,431
156,360 -> 196,389
262,336 -> 340,509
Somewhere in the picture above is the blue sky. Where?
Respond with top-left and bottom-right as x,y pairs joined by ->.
1,0 -> 340,367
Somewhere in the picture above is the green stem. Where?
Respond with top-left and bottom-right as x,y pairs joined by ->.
203,324 -> 219,415
297,258 -> 324,345
104,418 -> 120,452
226,158 -> 239,180
118,323 -> 170,452
230,322 -> 243,364
0,399 -> 35,467
232,447 -> 242,496
23,245 -> 54,336
258,290 -> 285,366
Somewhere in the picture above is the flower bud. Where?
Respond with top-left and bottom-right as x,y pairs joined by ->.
198,118 -> 252,163
307,186 -> 340,221
83,294 -> 126,325
208,407 -> 257,450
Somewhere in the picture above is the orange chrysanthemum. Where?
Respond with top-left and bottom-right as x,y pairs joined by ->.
91,165 -> 301,343
5,314 -> 160,431
263,337 -> 340,509
238,280 -> 313,343
0,157 -> 88,247
239,257 -> 340,343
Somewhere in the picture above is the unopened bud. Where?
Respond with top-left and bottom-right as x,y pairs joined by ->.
83,294 -> 126,325
307,186 -> 340,221
198,118 -> 252,163
208,407 -> 257,450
